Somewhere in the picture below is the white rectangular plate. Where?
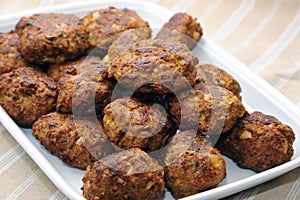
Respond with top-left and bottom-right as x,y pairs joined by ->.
0,0 -> 299,199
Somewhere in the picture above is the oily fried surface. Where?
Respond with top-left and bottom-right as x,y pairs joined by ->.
164,130 -> 226,199
56,60 -> 114,114
82,148 -> 165,200
169,84 -> 246,135
108,39 -> 198,94
196,64 -> 242,99
32,111 -> 113,169
15,13 -> 87,64
155,12 -> 203,49
0,31 -> 29,75
104,28 -> 151,63
216,111 -> 295,172
103,97 -> 176,152
47,55 -> 101,82
81,7 -> 150,54
0,67 -> 57,127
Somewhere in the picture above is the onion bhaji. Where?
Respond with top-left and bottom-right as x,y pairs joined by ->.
82,148 -> 165,200
108,39 -> 198,94
47,54 -> 111,82
0,67 -> 57,127
103,28 -> 151,63
81,7 -> 150,55
32,111 -> 113,169
164,130 -> 226,199
155,12 -> 203,49
56,59 -> 114,114
169,84 -> 246,135
47,55 -> 97,82
0,31 -> 29,75
216,111 -> 295,172
15,13 -> 87,64
196,64 -> 242,99
103,97 -> 177,152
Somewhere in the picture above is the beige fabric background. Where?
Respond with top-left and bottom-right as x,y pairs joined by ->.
0,0 -> 299,199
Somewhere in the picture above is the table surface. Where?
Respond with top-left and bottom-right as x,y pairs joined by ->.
0,0 -> 300,199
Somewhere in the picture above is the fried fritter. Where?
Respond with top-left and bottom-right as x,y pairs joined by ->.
0,67 -> 57,127
56,61 -> 114,114
196,64 -> 242,99
47,55 -> 106,82
0,31 -> 29,75
108,39 -> 198,94
155,12 -> 203,49
82,148 -> 165,200
103,97 -> 176,152
164,130 -> 226,199
216,111 -> 295,172
81,7 -> 150,55
15,13 -> 87,64
32,111 -> 113,169
169,84 -> 246,135
103,28 -> 151,63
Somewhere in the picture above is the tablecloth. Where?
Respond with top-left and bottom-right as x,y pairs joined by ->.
0,0 -> 299,199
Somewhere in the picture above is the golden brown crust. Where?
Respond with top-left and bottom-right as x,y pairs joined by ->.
216,111 -> 295,172
155,13 -> 203,49
81,7 -> 150,54
0,67 -> 57,127
56,61 -> 114,114
103,97 -> 176,152
32,112 -> 113,169
0,31 -> 29,75
164,130 -> 226,199
196,64 -> 242,99
15,13 -> 87,64
169,84 -> 246,134
47,55 -> 106,82
48,56 -> 88,82
104,28 -> 151,63
82,148 -> 165,200
108,39 -> 198,94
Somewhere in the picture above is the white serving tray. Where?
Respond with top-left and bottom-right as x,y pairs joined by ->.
0,0 -> 299,200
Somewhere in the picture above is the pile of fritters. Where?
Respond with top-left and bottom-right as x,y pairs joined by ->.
0,6 -> 296,200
